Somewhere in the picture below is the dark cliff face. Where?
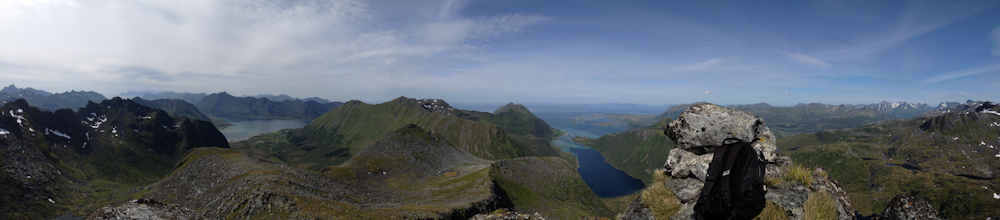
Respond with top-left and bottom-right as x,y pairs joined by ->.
0,98 -> 228,219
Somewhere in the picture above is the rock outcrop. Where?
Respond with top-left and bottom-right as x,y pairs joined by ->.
876,193 -> 944,220
86,199 -> 205,220
469,209 -> 546,220
650,103 -> 854,220
663,103 -> 777,161
617,197 -> 654,220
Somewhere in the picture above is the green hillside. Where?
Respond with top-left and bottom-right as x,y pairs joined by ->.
233,97 -> 560,170
776,108 -> 1000,219
490,156 -> 614,219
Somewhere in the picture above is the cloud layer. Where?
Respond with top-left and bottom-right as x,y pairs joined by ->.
1,1 -> 998,106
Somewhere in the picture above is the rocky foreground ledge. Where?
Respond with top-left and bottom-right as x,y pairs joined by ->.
86,199 -> 204,220
621,103 -> 857,220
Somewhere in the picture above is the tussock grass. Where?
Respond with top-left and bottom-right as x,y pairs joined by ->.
784,165 -> 814,186
754,201 -> 790,220
765,176 -> 785,186
804,190 -> 837,220
641,169 -> 681,219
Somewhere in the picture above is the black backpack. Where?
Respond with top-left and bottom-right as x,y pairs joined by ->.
694,138 -> 767,220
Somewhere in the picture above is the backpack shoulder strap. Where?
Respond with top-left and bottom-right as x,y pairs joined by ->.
701,141 -> 732,195
718,138 -> 746,209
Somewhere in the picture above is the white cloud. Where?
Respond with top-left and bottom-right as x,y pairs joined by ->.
991,25 -> 1000,57
0,0 -> 547,98
674,58 -> 720,71
780,51 -> 831,68
922,63 -> 1000,83
702,91 -> 712,95
783,92 -> 790,96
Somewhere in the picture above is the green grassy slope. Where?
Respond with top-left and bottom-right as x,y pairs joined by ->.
271,97 -> 556,169
776,110 -> 1000,219
490,156 -> 614,219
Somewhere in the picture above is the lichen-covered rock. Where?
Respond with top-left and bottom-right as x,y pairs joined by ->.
662,148 -> 713,181
663,177 -> 703,203
810,168 -> 855,220
663,103 -> 777,161
616,197 -> 654,220
765,183 -> 809,220
469,209 -> 546,220
878,193 -> 944,220
86,199 -> 205,220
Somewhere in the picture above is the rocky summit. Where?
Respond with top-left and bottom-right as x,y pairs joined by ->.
663,103 -> 777,161
86,199 -> 205,220
876,193 -> 944,220
630,103 -> 856,220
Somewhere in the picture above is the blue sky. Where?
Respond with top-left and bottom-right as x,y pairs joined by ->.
1,0 -> 998,106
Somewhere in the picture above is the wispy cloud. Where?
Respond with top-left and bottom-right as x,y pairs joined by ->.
921,63 -> 1000,83
780,51 -> 831,68
702,91 -> 712,95
812,1 -> 997,62
782,92 -> 790,96
991,25 -> 1000,57
674,58 -> 720,71
0,0 -> 548,98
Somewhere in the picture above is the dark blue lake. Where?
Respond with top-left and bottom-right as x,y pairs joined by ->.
211,115 -> 311,141
570,145 -> 646,197
451,104 -> 663,198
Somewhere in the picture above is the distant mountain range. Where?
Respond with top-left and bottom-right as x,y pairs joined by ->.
0,85 -> 107,111
195,92 -> 343,120
120,90 -> 335,106
653,101 -> 968,138
0,98 -> 227,219
0,84 -> 52,96
131,97 -> 211,121
248,94 -> 333,104
118,91 -> 207,105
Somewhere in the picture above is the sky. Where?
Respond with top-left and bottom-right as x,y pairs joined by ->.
1,0 -> 999,106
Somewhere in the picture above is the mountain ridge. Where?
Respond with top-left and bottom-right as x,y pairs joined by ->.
0,98 -> 228,219
195,92 -> 342,120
